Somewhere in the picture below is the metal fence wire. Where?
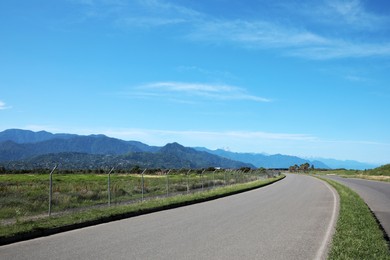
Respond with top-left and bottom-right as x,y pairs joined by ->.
1,168 -> 281,222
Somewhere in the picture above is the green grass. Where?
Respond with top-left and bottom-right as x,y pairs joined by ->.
0,170 -> 261,219
319,177 -> 390,259
313,169 -> 390,182
370,164 -> 390,176
0,175 -> 284,243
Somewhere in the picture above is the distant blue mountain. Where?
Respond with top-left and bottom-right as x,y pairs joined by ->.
310,157 -> 379,170
0,129 -> 76,143
0,129 -> 159,162
194,147 -> 330,169
1,129 -> 377,170
0,129 -> 252,169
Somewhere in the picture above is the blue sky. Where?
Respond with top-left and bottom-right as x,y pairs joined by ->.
1,0 -> 390,164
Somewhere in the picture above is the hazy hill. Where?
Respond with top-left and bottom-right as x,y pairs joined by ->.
194,147 -> 329,169
0,130 -> 253,169
310,157 -> 379,170
0,130 -> 158,162
2,143 -> 253,170
156,143 -> 253,169
1,129 -> 378,170
0,129 -> 77,143
368,164 -> 390,176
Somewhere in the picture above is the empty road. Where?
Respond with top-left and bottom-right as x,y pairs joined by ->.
0,174 -> 338,260
324,175 -> 390,236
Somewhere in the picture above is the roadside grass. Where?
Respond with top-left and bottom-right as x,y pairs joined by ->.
0,175 -> 284,244
319,177 -> 390,259
315,169 -> 390,182
340,175 -> 390,182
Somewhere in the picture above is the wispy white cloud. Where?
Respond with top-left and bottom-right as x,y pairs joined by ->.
325,0 -> 387,29
146,1 -> 390,59
131,82 -> 271,103
190,18 -> 390,59
138,0 -> 201,17
214,130 -> 316,141
131,1 -> 389,59
189,19 -> 330,48
72,0 -> 390,60
288,41 -> 390,59
114,0 -> 201,28
176,66 -> 238,81
99,128 -> 317,151
119,17 -> 186,27
0,101 -> 11,110
344,74 -> 368,82
105,129 -> 315,141
23,125 -> 61,132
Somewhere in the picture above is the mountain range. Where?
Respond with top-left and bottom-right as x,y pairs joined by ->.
194,147 -> 330,169
0,129 -> 251,169
0,129 -> 379,170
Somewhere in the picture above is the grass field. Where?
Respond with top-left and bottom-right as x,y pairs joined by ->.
319,177 -> 390,259
0,169 -> 267,221
0,174 -> 284,242
313,165 -> 390,182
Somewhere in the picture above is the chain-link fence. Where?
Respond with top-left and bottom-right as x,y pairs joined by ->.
0,169 -> 281,223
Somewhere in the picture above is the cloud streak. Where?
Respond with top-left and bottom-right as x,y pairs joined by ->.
130,0 -> 390,60
131,82 -> 271,103
106,129 -> 315,141
0,101 -> 11,110
325,0 -> 387,29
71,0 -> 390,60
188,17 -> 390,60
100,128 -> 317,151
189,19 -> 329,48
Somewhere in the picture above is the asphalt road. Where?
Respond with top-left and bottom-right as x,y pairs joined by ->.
324,175 -> 390,236
0,174 -> 338,260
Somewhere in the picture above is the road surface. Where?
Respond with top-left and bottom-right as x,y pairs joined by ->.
0,174 -> 338,260
324,175 -> 390,236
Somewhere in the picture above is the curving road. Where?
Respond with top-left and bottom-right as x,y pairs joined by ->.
0,174 -> 338,260
324,175 -> 390,237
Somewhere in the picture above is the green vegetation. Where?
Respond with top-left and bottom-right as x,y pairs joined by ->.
313,166 -> 390,182
0,175 -> 284,242
288,162 -> 314,173
370,164 -> 390,176
0,141 -> 254,170
319,177 -> 390,259
0,169 -> 267,220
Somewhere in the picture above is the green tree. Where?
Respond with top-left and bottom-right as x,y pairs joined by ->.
289,165 -> 298,172
299,163 -> 310,173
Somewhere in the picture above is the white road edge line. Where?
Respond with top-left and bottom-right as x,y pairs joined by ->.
315,178 -> 339,260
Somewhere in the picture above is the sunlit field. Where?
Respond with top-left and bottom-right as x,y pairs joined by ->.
0,169 -> 270,221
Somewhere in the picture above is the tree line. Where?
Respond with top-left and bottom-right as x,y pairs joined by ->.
288,163 -> 314,173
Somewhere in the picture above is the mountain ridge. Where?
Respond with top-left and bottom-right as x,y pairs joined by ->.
194,147 -> 330,169
0,130 -> 252,169
0,129 -> 379,169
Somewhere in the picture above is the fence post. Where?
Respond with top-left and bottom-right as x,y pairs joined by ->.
48,164 -> 57,216
186,169 -> 191,194
141,169 -> 146,201
213,170 -> 215,188
166,169 -> 171,197
201,169 -> 205,191
107,167 -> 114,206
